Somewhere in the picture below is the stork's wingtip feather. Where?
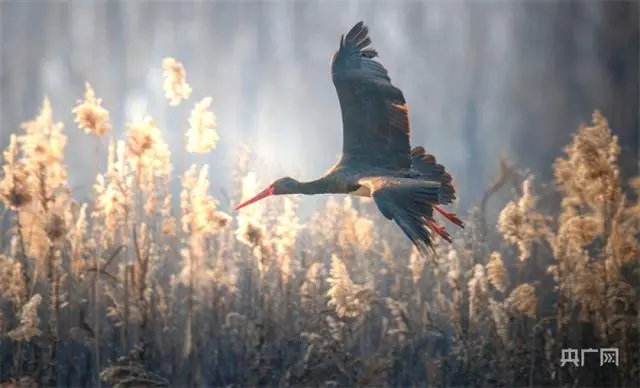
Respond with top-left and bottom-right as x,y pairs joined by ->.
350,20 -> 365,34
341,21 -> 377,56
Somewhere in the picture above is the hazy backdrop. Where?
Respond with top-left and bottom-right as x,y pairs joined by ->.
1,0 -> 638,214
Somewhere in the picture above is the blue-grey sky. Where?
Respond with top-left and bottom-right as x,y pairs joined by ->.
1,1 -> 637,215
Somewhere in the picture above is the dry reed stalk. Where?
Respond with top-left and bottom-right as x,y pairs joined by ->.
122,262 -> 131,354
9,219 -> 30,379
186,254 -> 195,387
88,123 -> 104,388
44,247 -> 59,387
93,253 -> 102,388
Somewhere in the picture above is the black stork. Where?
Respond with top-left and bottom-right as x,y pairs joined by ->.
235,21 -> 463,256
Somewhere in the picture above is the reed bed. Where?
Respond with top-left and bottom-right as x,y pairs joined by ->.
0,59 -> 637,388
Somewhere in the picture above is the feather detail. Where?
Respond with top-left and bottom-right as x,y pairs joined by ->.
360,177 -> 441,257
411,146 -> 457,205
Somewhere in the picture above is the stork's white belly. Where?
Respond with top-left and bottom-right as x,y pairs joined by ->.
351,185 -> 372,197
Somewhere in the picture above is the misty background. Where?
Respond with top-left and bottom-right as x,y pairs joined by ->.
0,0 -> 638,216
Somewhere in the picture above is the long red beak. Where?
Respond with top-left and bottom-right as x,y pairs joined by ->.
234,186 -> 274,211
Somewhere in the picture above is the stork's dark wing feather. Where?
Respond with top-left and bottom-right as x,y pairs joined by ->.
360,177 -> 440,257
331,21 -> 411,170
410,146 -> 457,205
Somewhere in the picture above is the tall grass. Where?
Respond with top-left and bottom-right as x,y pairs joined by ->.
0,59 -> 637,388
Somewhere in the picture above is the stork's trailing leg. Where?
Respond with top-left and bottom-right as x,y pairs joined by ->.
427,219 -> 452,243
433,205 -> 464,228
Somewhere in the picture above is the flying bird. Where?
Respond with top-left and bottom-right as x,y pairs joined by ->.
235,21 -> 463,256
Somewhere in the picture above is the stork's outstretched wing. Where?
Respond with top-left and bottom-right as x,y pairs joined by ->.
360,177 -> 446,257
331,21 -> 411,170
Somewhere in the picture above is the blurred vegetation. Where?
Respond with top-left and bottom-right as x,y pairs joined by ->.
0,58 -> 638,388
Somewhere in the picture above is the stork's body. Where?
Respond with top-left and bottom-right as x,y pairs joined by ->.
235,21 -> 464,256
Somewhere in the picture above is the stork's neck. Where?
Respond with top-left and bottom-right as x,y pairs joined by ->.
295,178 -> 331,195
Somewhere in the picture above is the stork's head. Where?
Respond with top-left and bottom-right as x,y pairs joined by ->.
234,177 -> 300,211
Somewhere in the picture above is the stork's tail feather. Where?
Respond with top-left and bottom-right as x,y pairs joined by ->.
411,146 -> 457,206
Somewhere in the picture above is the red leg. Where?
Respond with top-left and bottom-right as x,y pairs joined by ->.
427,219 -> 452,243
433,205 -> 464,228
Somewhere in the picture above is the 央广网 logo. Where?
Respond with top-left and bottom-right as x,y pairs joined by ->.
560,348 -> 619,367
